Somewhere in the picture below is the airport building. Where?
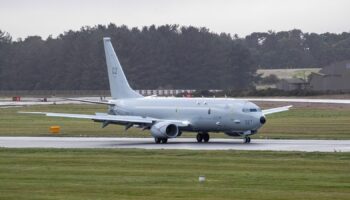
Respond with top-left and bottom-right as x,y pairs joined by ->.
257,61 -> 350,92
309,61 -> 350,91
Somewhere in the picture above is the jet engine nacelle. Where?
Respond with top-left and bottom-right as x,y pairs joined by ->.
150,122 -> 179,138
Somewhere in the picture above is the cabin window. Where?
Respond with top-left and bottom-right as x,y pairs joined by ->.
242,108 -> 261,113
208,108 -> 211,115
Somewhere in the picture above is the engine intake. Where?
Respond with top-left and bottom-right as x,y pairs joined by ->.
150,122 -> 179,138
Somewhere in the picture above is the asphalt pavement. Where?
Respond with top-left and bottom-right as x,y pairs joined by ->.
0,137 -> 349,152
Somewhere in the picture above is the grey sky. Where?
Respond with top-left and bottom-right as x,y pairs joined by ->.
1,0 -> 350,39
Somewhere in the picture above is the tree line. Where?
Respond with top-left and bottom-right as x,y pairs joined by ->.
0,24 -> 350,91
245,29 -> 350,69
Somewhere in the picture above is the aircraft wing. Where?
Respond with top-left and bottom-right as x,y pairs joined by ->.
19,112 -> 190,127
20,111 -> 155,124
63,98 -> 115,106
262,105 -> 293,115
239,98 -> 350,104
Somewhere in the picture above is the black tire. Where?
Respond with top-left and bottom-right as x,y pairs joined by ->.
244,137 -> 251,144
155,138 -> 161,144
196,133 -> 203,143
203,133 -> 210,143
177,131 -> 182,137
161,138 -> 168,144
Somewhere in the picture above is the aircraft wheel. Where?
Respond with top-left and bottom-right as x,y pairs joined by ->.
244,137 -> 251,144
203,133 -> 210,143
155,138 -> 161,144
177,131 -> 182,137
161,138 -> 168,144
196,133 -> 203,143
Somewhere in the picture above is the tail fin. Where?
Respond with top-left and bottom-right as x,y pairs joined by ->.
103,37 -> 142,99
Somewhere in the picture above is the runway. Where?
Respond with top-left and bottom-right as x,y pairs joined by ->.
0,98 -> 86,107
0,137 -> 349,152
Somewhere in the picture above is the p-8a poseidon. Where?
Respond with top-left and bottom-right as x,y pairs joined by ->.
23,38 -> 337,144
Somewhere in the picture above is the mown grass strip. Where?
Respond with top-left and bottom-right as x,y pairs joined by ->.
0,149 -> 349,200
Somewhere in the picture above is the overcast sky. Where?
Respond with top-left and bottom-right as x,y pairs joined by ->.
1,0 -> 350,39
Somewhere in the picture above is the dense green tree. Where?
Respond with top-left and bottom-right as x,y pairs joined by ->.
0,30 -> 12,89
1,26 -> 350,91
245,29 -> 350,69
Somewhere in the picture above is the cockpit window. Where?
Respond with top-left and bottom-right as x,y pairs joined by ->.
242,108 -> 261,112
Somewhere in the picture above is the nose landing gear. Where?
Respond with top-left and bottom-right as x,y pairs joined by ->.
196,132 -> 210,143
244,137 -> 251,143
155,138 -> 168,144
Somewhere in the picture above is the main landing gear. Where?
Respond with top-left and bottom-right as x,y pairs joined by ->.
196,132 -> 210,143
244,137 -> 251,144
155,138 -> 168,144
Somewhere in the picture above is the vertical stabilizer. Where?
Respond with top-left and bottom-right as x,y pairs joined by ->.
103,37 -> 142,99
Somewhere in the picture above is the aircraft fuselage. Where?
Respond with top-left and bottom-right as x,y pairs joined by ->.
110,97 -> 265,135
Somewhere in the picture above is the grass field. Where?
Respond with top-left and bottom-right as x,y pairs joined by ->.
1,104 -> 350,139
259,107 -> 350,139
1,105 -> 350,200
0,149 -> 349,200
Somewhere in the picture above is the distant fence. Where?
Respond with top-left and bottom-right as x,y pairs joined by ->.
137,89 -> 197,96
0,89 -> 209,97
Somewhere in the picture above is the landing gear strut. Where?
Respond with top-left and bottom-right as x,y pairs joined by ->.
196,132 -> 210,143
155,138 -> 168,144
244,137 -> 251,144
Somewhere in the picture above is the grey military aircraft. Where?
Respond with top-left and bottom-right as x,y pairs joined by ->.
21,38 -> 350,144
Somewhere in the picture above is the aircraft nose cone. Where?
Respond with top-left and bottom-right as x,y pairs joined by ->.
260,116 -> 266,124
